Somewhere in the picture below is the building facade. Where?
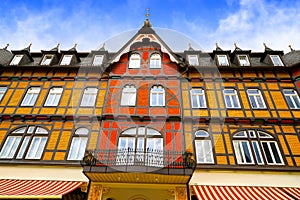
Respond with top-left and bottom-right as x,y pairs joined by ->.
0,19 -> 299,200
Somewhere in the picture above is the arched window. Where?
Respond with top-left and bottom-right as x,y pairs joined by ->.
233,130 -> 284,165
150,53 -> 161,68
67,128 -> 89,160
121,85 -> 136,106
128,53 -> 141,68
194,130 -> 214,164
117,127 -> 163,166
0,126 -> 48,159
150,85 -> 165,106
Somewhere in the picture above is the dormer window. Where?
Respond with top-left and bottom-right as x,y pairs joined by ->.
40,55 -> 54,65
150,53 -> 161,68
217,55 -> 229,66
237,55 -> 250,66
129,53 -> 141,68
60,55 -> 73,65
270,55 -> 284,66
93,55 -> 104,66
10,55 -> 23,65
188,55 -> 199,66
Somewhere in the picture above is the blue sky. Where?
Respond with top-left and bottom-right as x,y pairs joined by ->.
1,0 -> 300,52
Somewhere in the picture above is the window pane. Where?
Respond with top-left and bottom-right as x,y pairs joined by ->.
10,55 -> 23,65
217,55 -> 229,66
252,141 -> 263,164
270,142 -> 282,164
0,87 -> 7,101
60,55 -> 72,65
150,54 -> 161,68
93,55 -> 103,65
80,88 -> 98,106
21,87 -> 41,106
188,55 -> 199,66
262,142 -> 273,163
0,136 -> 21,158
241,141 -> 252,163
270,55 -> 283,66
41,55 -> 53,65
45,88 -> 63,106
238,55 -> 250,66
16,136 -> 30,159
121,86 -> 136,106
129,54 -> 141,68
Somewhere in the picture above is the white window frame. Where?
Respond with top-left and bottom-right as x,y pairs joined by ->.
40,54 -> 54,65
150,86 -> 165,106
261,141 -> 284,165
283,89 -> 300,109
128,53 -> 141,69
44,87 -> 63,106
188,55 -> 199,66
237,55 -> 250,66
247,89 -> 266,109
150,53 -> 161,68
60,55 -> 73,65
10,55 -> 23,65
21,87 -> 41,106
223,89 -> 241,108
270,55 -> 284,66
0,136 -> 22,158
67,128 -> 89,160
217,55 -> 229,66
0,87 -> 7,102
233,140 -> 254,164
25,137 -> 48,159
80,88 -> 98,107
190,89 -> 206,108
121,85 -> 136,106
93,55 -> 104,66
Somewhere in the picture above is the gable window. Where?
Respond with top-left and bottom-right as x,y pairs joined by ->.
40,54 -> 54,65
44,87 -> 63,106
93,55 -> 104,66
150,53 -> 161,68
60,55 -> 73,65
67,128 -> 88,160
0,87 -> 7,102
190,88 -> 206,108
150,85 -> 165,106
21,87 -> 41,106
270,55 -> 284,66
283,89 -> 300,109
0,126 -> 48,159
10,55 -> 23,65
121,85 -> 136,106
217,55 -> 229,66
247,89 -> 266,109
233,130 -> 284,165
80,88 -> 98,107
188,55 -> 199,66
237,55 -> 250,66
223,89 -> 241,108
194,130 -> 214,164
128,53 -> 141,68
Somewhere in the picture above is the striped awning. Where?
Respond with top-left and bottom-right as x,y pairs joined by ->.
0,179 -> 84,199
192,185 -> 299,200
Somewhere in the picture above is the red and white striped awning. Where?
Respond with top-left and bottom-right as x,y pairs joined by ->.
192,185 -> 299,200
0,179 -> 84,199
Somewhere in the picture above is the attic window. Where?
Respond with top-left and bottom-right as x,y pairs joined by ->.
129,53 -> 141,68
93,55 -> 104,66
60,55 -> 73,65
270,55 -> 284,66
217,55 -> 229,66
188,55 -> 199,66
40,55 -> 54,65
10,55 -> 23,65
237,55 -> 250,66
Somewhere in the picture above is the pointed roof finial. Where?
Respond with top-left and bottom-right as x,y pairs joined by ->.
234,42 -> 242,51
288,44 -> 294,52
142,8 -> 152,28
215,42 -> 223,51
3,43 -> 9,50
263,42 -> 272,51
50,43 -> 60,51
146,8 -> 150,19
99,43 -> 106,51
69,43 -> 78,51
22,43 -> 32,52
188,43 -> 194,51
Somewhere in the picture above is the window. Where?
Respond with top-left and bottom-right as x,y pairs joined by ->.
188,55 -> 199,66
190,89 -> 206,108
60,55 -> 73,65
0,87 -> 7,102
217,55 -> 229,66
270,55 -> 284,66
121,85 -> 136,106
10,55 -> 23,65
0,126 -> 48,159
237,55 -> 250,66
117,127 -> 163,167
92,55 -> 104,66
150,53 -> 161,68
21,87 -> 41,106
40,54 -> 54,65
44,87 -> 63,106
283,89 -> 300,109
67,128 -> 88,160
233,130 -> 284,165
223,89 -> 241,108
194,130 -> 214,164
150,85 -> 165,106
80,88 -> 98,107
247,89 -> 266,109
128,53 -> 141,68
